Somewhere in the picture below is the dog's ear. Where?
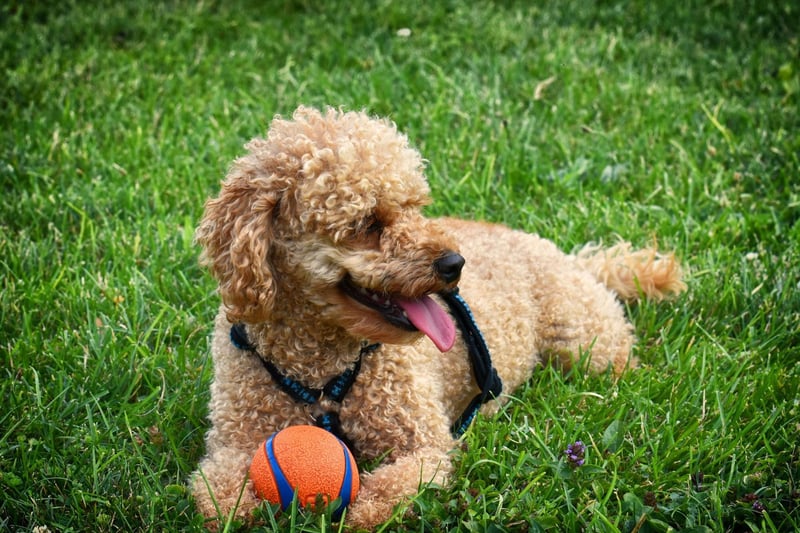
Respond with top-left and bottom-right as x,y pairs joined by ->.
196,144 -> 286,323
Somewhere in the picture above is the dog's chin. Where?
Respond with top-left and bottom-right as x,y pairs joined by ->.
322,278 -> 423,345
333,301 -> 425,345
337,276 -> 419,329
326,276 -> 458,351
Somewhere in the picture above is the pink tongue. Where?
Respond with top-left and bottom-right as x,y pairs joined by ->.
395,295 -> 456,352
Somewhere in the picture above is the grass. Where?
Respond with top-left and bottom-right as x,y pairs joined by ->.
1,0 -> 798,531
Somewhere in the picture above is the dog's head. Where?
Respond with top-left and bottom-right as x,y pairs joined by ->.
196,107 -> 463,351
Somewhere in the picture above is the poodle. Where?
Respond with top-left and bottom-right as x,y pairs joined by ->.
191,106 -> 686,530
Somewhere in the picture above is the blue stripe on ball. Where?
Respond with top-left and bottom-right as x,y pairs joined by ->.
334,439 -> 353,520
265,433 -> 295,509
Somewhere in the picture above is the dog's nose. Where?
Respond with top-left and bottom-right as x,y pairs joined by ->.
434,252 -> 465,283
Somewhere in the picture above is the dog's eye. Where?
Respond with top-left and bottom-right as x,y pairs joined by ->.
364,217 -> 383,235
349,217 -> 383,248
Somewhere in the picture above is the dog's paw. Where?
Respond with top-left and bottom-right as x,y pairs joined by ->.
192,450 -> 260,530
346,496 -> 398,531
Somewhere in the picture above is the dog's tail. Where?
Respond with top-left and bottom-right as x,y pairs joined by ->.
574,241 -> 687,303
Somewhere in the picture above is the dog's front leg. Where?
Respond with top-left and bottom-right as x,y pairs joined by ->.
346,444 -> 454,530
192,447 -> 260,531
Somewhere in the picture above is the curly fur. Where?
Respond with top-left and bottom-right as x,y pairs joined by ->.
191,106 -> 686,530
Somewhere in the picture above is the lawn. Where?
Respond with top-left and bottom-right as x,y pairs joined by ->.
2,1 -> 799,531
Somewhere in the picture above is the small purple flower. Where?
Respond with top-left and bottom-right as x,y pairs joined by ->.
752,500 -> 765,513
564,440 -> 586,468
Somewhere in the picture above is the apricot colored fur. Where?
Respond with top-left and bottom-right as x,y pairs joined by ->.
191,106 -> 686,529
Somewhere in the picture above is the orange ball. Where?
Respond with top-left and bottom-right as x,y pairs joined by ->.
249,425 -> 359,518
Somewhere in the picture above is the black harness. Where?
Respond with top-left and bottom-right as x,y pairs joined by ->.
229,289 -> 502,449
439,290 -> 503,437
230,323 -> 376,452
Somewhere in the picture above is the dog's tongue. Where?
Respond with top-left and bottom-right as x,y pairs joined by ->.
395,295 -> 456,352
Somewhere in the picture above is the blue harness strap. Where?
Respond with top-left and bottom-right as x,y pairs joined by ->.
230,323 -> 375,452
439,289 -> 503,437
